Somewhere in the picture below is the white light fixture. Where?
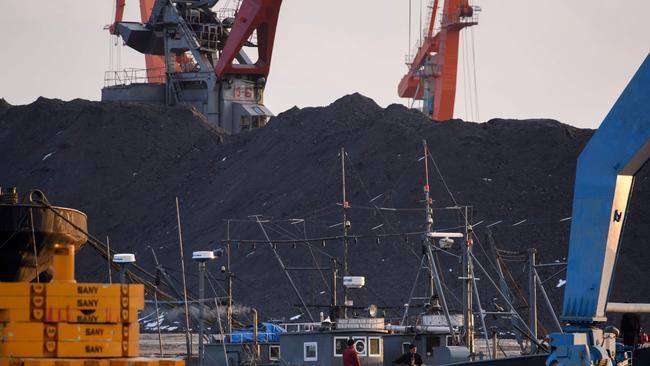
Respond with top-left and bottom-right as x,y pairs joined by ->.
439,238 -> 454,249
343,276 -> 365,289
113,253 -> 136,263
192,249 -> 217,366
192,251 -> 216,262
112,253 -> 136,284
426,232 -> 464,238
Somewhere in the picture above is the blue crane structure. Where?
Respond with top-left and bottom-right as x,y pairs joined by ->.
546,53 -> 650,366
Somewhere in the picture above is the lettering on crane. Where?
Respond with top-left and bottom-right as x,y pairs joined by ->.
77,315 -> 98,322
85,328 -> 104,336
85,345 -> 103,353
77,299 -> 99,307
613,210 -> 623,222
77,286 -> 99,295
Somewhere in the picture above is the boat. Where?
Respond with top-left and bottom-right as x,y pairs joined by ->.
195,143 -> 553,366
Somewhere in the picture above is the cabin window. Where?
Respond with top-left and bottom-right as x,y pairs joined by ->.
240,116 -> 252,131
334,337 -> 348,356
402,342 -> 411,354
368,337 -> 382,357
269,345 -> 280,361
304,342 -> 318,361
353,337 -> 367,356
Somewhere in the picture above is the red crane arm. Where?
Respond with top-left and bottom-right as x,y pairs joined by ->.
215,0 -> 283,79
427,0 -> 440,38
397,0 -> 476,121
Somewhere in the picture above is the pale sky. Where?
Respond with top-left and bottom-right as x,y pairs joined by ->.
0,1 -> 648,128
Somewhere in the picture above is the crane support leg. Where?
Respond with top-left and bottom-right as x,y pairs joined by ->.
215,0 -> 282,78
562,54 -> 650,324
546,53 -> 650,366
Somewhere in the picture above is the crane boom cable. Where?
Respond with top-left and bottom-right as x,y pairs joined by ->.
469,28 -> 481,122
408,0 -> 412,58
461,27 -> 471,120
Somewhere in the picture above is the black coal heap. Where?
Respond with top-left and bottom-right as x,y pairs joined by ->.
1,95 -> 648,328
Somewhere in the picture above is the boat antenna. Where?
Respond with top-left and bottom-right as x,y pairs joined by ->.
150,247 -> 165,356
462,205 -> 475,354
423,140 -> 432,234
341,147 -> 351,318
422,140 -> 437,306
106,235 -> 112,283
422,140 -> 458,342
175,197 -> 193,360
226,219 -> 233,336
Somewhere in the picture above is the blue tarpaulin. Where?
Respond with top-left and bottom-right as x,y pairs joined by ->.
228,322 -> 285,343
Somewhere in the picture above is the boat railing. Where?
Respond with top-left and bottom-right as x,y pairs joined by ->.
220,332 -> 280,344
104,68 -> 165,87
279,322 -> 321,333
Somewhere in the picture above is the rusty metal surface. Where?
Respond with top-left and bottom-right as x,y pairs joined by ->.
0,204 -> 87,282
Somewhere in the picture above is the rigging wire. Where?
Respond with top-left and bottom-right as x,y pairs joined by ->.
383,151 -> 420,200
401,255 -> 426,324
469,251 -> 538,340
408,0 -> 412,58
470,27 -> 481,121
465,29 -> 476,122
432,247 -> 457,310
461,25 -> 471,120
428,150 -> 502,275
260,219 -> 333,296
419,0 -> 423,48
253,216 -> 314,322
539,266 -> 567,286
29,207 -> 39,283
344,154 -> 423,261
300,221 -> 332,294
204,273 -> 232,366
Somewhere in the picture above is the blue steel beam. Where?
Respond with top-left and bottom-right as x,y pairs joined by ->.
562,53 -> 650,323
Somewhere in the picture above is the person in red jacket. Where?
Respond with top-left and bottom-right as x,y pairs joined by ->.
343,338 -> 361,366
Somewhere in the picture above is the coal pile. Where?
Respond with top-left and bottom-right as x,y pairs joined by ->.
1,94 -> 648,331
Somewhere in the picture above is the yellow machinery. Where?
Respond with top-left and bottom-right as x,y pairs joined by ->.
0,244 -> 184,366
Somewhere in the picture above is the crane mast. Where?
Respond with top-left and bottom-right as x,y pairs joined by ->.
105,0 -> 282,134
398,0 -> 478,121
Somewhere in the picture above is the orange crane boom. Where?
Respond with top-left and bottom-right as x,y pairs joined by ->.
138,0 -> 166,83
398,0 -> 477,121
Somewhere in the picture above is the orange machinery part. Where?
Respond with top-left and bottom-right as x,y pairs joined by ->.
139,0 -> 166,83
0,245 -> 147,359
110,0 -> 165,83
52,245 -> 75,283
431,0 -> 473,121
398,0 -> 475,121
